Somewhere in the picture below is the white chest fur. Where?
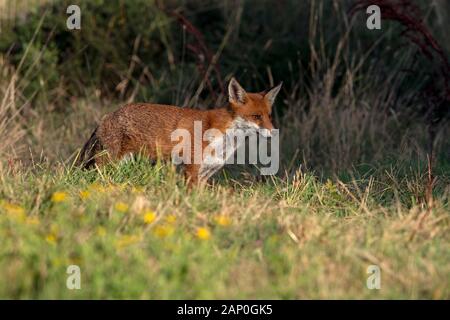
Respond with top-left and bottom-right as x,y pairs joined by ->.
198,117 -> 259,180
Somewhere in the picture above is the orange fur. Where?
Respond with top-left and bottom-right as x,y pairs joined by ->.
77,78 -> 282,185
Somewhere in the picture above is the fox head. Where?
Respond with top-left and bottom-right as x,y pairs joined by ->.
228,78 -> 282,137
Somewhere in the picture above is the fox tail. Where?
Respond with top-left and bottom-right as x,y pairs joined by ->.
76,127 -> 102,169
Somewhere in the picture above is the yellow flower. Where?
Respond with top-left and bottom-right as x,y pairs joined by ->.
214,215 -> 231,227
132,187 -> 144,194
79,190 -> 90,200
2,202 -> 25,214
196,227 -> 211,240
89,183 -> 105,193
165,214 -> 177,224
114,202 -> 129,213
96,226 -> 106,237
51,191 -> 68,203
143,210 -> 156,224
2,202 -> 26,221
45,233 -> 57,245
153,224 -> 174,238
115,234 -> 141,249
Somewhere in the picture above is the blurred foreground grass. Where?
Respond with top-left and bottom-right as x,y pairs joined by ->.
0,159 -> 448,299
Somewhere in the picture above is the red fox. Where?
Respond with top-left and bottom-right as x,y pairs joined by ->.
77,78 -> 282,184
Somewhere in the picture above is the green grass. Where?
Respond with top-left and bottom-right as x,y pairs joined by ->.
0,0 -> 449,300
0,160 -> 448,299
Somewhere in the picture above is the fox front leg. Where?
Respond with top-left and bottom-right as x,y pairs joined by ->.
184,164 -> 202,186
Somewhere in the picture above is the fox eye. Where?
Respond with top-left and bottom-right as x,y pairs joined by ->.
252,114 -> 262,120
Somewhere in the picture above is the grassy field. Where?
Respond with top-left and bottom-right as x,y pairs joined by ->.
0,0 -> 449,299
0,157 -> 448,299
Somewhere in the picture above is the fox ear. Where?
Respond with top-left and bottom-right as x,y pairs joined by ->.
228,77 -> 247,105
264,82 -> 283,107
